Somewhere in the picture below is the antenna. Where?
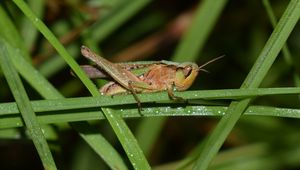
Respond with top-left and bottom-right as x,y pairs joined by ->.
198,55 -> 225,70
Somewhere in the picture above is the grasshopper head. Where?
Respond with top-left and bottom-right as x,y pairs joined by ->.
175,56 -> 224,91
175,63 -> 199,91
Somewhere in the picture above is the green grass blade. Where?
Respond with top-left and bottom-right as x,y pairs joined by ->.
13,87 -> 300,114
102,108 -> 150,170
70,122 -> 128,170
0,40 -> 57,170
9,46 -> 63,99
241,1 -> 299,88
38,45 -> 78,78
20,0 -> 44,49
12,0 -> 150,168
1,87 -> 300,115
193,1 -> 300,169
85,0 -> 151,43
0,129 -> 20,138
263,0 -> 300,93
262,0 -> 293,65
172,0 -> 228,62
0,6 -> 30,61
1,104 -> 300,129
12,0 -> 98,95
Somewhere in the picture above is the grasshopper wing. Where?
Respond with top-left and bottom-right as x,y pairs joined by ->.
79,65 -> 109,79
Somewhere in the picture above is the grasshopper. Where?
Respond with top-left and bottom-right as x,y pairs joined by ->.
80,46 -> 223,112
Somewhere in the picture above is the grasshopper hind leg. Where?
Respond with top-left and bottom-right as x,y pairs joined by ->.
128,81 -> 143,115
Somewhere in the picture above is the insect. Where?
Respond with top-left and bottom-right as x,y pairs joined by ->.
80,46 -> 223,113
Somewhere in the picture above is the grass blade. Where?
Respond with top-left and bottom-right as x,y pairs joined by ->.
86,0 -> 151,43
70,122 -> 129,170
1,87 -> 300,115
193,1 -> 300,169
12,0 -> 98,95
0,40 -> 57,170
1,104 -> 300,129
0,6 -> 30,61
263,0 -> 293,65
20,0 -> 44,49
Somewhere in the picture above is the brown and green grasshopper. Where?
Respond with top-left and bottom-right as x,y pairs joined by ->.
80,46 -> 223,112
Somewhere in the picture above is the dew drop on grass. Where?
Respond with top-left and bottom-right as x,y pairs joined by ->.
196,107 -> 208,115
177,107 -> 183,110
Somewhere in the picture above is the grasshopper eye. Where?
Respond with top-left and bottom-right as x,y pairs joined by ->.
183,66 -> 193,77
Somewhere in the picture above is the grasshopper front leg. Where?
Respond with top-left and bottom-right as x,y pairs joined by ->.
166,84 -> 184,101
